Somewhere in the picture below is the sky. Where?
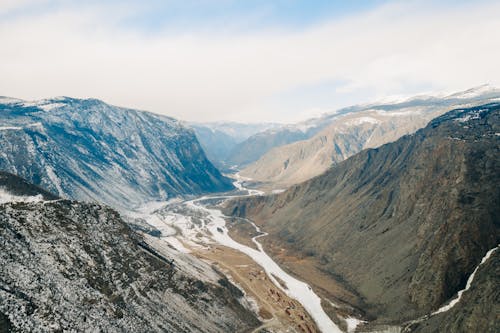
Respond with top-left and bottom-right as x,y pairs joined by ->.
1,0 -> 500,123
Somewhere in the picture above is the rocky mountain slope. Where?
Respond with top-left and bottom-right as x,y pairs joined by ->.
226,103 -> 500,328
241,86 -> 500,187
0,97 -> 233,209
0,172 -> 259,332
408,248 -> 499,333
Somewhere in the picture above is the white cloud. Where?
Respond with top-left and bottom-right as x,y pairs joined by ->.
1,1 -> 500,122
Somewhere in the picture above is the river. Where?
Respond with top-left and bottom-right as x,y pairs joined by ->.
136,176 -> 359,332
182,177 -> 345,333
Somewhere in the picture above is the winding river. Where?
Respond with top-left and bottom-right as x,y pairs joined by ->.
184,178 -> 345,333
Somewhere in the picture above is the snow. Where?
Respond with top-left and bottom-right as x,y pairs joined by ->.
450,84 -> 499,99
346,116 -> 380,126
186,199 -> 342,333
21,100 -> 65,111
46,166 -> 64,196
0,96 -> 23,104
163,236 -> 191,253
432,244 -> 499,315
0,126 -> 23,131
0,123 -> 42,131
132,176 -> 340,332
374,109 -> 423,117
345,317 -> 366,333
455,109 -> 488,123
0,189 -> 44,204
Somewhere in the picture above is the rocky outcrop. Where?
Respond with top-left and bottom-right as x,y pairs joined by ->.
0,172 -> 259,332
226,103 -> 500,325
0,97 -> 233,209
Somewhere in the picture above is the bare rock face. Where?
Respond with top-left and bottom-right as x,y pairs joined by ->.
0,97 -> 233,209
226,104 -> 500,326
0,173 -> 258,332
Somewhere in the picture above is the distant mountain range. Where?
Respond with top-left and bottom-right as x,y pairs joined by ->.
194,85 -> 500,179
0,97 -> 233,208
225,103 -> 500,331
240,86 -> 500,187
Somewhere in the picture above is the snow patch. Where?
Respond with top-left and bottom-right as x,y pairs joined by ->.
432,244 -> 499,315
0,188 -> 44,204
0,126 -> 23,131
455,109 -> 488,122
0,96 -> 23,104
46,166 -> 64,196
346,116 -> 380,126
0,123 -> 42,131
345,317 -> 366,333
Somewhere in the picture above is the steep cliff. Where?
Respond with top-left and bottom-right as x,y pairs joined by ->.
226,103 -> 500,325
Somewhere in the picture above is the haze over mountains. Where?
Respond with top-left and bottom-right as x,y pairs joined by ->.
190,122 -> 279,170
192,85 -> 500,180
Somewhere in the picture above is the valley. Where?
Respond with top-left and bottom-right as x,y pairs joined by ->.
1,93 -> 498,333
3,2 -> 500,331
224,104 -> 500,332
129,177 -> 352,332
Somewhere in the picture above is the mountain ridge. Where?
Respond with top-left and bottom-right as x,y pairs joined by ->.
225,103 -> 500,329
239,86 -> 500,187
0,96 -> 233,208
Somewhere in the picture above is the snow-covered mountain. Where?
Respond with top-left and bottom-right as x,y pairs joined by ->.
240,85 -> 500,186
0,97 -> 233,208
225,85 -> 500,170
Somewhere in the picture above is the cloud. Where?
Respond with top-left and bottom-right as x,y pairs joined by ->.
1,1 -> 499,122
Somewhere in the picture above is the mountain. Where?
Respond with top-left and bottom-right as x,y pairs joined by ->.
0,97 -> 233,208
224,114 -> 349,168
0,172 -> 259,332
190,122 -> 279,170
241,86 -> 500,187
225,103 -> 500,329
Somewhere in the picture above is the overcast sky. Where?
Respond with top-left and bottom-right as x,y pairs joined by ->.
1,0 -> 500,123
